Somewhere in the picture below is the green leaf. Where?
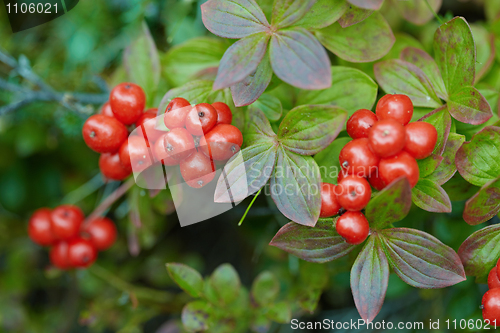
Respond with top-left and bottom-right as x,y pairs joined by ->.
412,179 -> 452,213
433,17 -> 475,94
337,5 -> 372,28
351,235 -> 389,321
458,224 -> 500,278
201,0 -> 270,39
420,106 -> 452,155
270,148 -> 321,226
294,0 -> 348,29
161,37 -> 228,87
160,80 -> 215,106
265,301 -> 291,323
251,271 -> 280,306
394,0 -> 442,26
278,105 -> 347,155
269,219 -> 356,262
471,25 -> 495,83
271,0 -> 315,28
417,154 -> 443,178
298,288 -> 322,314
182,300 -> 213,332
231,53 -> 273,107
348,0 -> 383,10
365,177 -> 412,230
296,66 -> 378,115
316,12 -> 394,63
123,22 -> 161,102
214,33 -> 270,90
379,228 -> 466,288
456,126 -> 500,187
245,107 -> 277,144
210,264 -> 241,305
427,133 -> 465,185
400,47 -> 447,100
442,173 -> 480,201
463,177 -> 500,225
251,93 -> 282,122
314,137 -> 351,184
374,59 -> 442,108
447,86 -> 492,125
269,27 -> 331,89
166,263 -> 204,298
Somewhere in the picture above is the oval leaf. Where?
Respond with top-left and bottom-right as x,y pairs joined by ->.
316,12 -> 395,63
419,106 -> 452,155
201,0 -> 270,39
269,27 -> 331,89
231,53 -> 273,107
271,0 -> 315,28
294,0 -> 348,30
351,235 -> 389,322
337,5 -> 373,28
448,86 -> 492,125
463,177 -> 500,225
417,154 -> 443,178
210,264 -> 241,305
278,105 -> 347,155
251,271 -> 280,306
347,0 -> 383,10
182,301 -> 212,332
365,177 -> 412,230
251,93 -> 282,122
412,179 -> 452,213
428,133 -> 465,185
380,228 -> 466,288
458,224 -> 500,277
269,219 -> 356,263
394,0 -> 442,26
167,263 -> 204,298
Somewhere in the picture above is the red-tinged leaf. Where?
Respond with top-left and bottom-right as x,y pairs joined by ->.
351,235 -> 389,322
230,53 -> 272,107
380,228 -> 466,288
463,177 -> 500,225
278,105 -> 347,156
394,0 -> 442,26
337,5 -> 372,28
412,179 -> 452,213
419,106 -> 452,155
433,17 -> 475,94
182,301 -> 213,332
417,154 -> 443,178
201,0 -> 270,39
456,126 -> 500,187
269,219 -> 356,263
213,32 -> 269,90
316,13 -> 395,63
347,0 -> 383,10
374,59 -> 442,108
365,177 -> 412,230
447,86 -> 492,125
458,224 -> 500,278
400,47 -> 447,100
270,147 -> 321,226
428,133 -> 465,185
294,0 -> 349,30
271,0 -> 315,29
269,27 -> 331,90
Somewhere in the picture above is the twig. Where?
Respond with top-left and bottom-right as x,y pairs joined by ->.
424,0 -> 443,24
238,188 -> 262,226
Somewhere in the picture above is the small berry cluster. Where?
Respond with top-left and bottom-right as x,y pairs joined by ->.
28,205 -> 116,269
160,97 -> 243,188
482,259 -> 500,324
319,94 -> 438,245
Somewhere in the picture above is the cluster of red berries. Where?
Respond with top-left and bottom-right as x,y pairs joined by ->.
28,205 -> 116,269
319,94 -> 438,245
160,97 -> 243,188
482,260 -> 500,324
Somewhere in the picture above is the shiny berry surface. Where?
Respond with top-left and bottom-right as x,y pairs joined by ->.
336,176 -> 372,211
67,238 -> 98,268
153,133 -> 179,166
135,108 -> 162,146
346,109 -> 378,139
404,121 -> 438,159
379,151 -> 419,188
339,138 -> 379,177
180,151 -> 216,188
335,211 -> 370,245
368,119 -> 406,158
99,153 -> 132,181
100,101 -> 114,117
28,208 -> 56,246
199,124 -> 243,161
319,183 -> 341,218
488,268 -> 500,290
368,171 -> 386,191
164,98 -> 191,129
119,136 -> 152,173
376,94 -> 413,126
109,82 -> 146,125
212,102 -> 233,125
83,217 -> 117,251
82,115 -> 128,153
50,241 -> 71,269
50,205 -> 84,240
185,103 -> 218,136
164,128 -> 196,160
482,288 -> 500,324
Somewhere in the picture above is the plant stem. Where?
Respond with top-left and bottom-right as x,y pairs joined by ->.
238,188 -> 262,226
424,0 -> 443,24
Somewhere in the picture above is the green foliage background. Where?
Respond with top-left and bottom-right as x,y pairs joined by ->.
0,0 -> 497,332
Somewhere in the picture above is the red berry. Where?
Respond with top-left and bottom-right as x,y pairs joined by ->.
110,83 -> 146,125
199,124 -> 243,161
100,101 -> 114,118
368,119 -> 406,158
50,205 -> 84,240
376,94 -> 413,126
83,217 -> 117,251
164,128 -> 196,160
404,121 -> 438,159
212,102 -> 233,125
335,211 -> 369,245
82,115 -> 128,153
482,288 -> 500,325
50,241 -> 71,269
28,208 -> 56,246
346,109 -> 378,139
135,108 -> 163,146
489,267 -> 500,290
180,151 -> 216,188
336,176 -> 372,211
153,133 -> 179,166
185,103 -> 218,136
99,153 -> 132,181
337,169 -> 349,184
339,138 -> 379,177
379,151 -> 419,188
496,257 -> 500,281
164,98 -> 191,129
319,183 -> 341,218
67,238 -> 98,268
119,136 -> 152,173
368,170 -> 386,191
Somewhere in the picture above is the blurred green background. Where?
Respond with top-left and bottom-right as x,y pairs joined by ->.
0,0 -> 497,332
